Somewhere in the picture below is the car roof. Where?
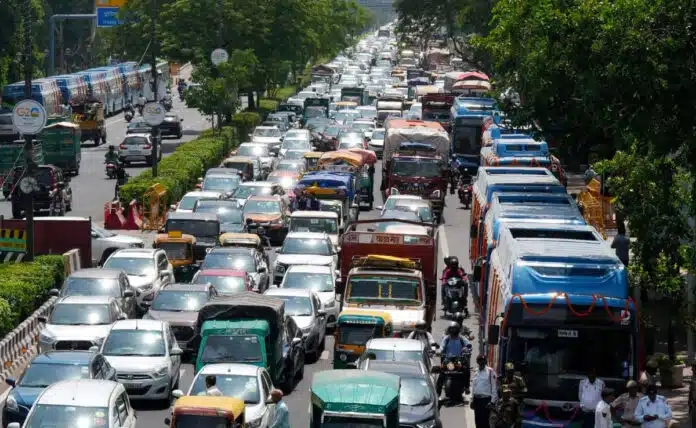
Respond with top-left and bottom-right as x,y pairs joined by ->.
286,264 -> 332,274
285,231 -> 329,240
255,126 -> 279,130
247,195 -> 280,202
387,194 -> 423,201
168,212 -> 219,221
290,211 -> 338,219
239,143 -> 268,147
125,133 -> 151,138
184,191 -> 222,198
198,269 -> 247,277
110,319 -> 165,331
367,338 -> 424,351
264,288 -> 315,298
363,360 -> 425,376
198,363 -> 261,376
161,283 -> 210,292
109,248 -> 158,258
69,268 -> 122,279
37,380 -> 121,407
56,296 -> 114,305
240,181 -> 273,187
32,351 -> 96,365
208,247 -> 255,255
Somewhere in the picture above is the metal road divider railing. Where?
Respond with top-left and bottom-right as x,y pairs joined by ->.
0,248 -> 82,383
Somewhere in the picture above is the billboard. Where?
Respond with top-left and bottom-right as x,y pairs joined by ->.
96,0 -> 125,27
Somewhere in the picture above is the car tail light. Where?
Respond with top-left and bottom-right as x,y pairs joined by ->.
119,144 -> 127,150
467,185 -> 472,191
143,144 -> 152,149
393,332 -> 400,338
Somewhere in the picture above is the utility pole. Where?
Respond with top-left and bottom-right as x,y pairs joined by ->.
23,0 -> 35,262
150,0 -> 159,177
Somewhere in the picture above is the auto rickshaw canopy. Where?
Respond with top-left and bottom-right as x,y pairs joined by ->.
173,396 -> 245,421
219,232 -> 262,248
153,232 -> 197,263
318,150 -> 364,168
337,308 -> 393,325
311,370 -> 400,413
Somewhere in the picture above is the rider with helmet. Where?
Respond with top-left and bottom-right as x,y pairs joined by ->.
442,256 -> 468,309
407,320 -> 436,348
437,321 -> 472,396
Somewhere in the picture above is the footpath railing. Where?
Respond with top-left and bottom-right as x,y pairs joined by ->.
0,248 -> 82,383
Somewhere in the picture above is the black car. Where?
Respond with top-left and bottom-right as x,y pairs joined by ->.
160,113 -> 184,138
279,314 -> 306,393
10,165 -> 73,219
164,212 -> 220,260
49,268 -> 138,319
193,199 -> 246,233
126,119 -> 152,134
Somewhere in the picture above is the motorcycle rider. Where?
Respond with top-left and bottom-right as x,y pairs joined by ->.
407,320 -> 436,349
437,321 -> 472,397
105,145 -> 119,166
449,154 -> 460,194
136,92 -> 147,114
442,256 -> 468,311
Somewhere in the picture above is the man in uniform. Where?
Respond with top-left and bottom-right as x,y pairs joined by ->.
500,362 -> 527,403
490,386 -> 521,428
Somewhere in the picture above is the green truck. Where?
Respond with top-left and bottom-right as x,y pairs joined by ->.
38,121 -> 82,175
341,87 -> 366,105
310,370 -> 400,428
194,292 -> 305,392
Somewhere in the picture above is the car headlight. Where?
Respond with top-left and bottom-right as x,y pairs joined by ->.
247,417 -> 262,428
324,300 -> 336,308
6,395 -> 18,411
154,366 -> 169,378
275,264 -> 286,273
39,332 -> 55,343
431,190 -> 441,198
139,283 -> 153,291
301,325 -> 312,334
417,419 -> 437,428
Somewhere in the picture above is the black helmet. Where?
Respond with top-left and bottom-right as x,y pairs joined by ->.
448,256 -> 459,270
108,145 -> 115,151
447,321 -> 460,335
454,312 -> 464,324
415,320 -> 427,331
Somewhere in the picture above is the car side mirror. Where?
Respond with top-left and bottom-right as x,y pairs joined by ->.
470,223 -> 478,239
91,232 -> 98,238
292,337 -> 302,345
118,313 -> 128,320
487,325 -> 500,345
89,346 -> 100,352
164,418 -> 171,426
171,347 -> 183,356
317,310 -> 326,317
170,204 -> 177,210
351,203 -> 359,209
37,315 -> 47,323
124,290 -> 135,298
48,288 -> 59,297
8,422 -> 20,428
375,205 -> 383,210
160,272 -> 170,280
5,378 -> 16,387
172,390 -> 184,399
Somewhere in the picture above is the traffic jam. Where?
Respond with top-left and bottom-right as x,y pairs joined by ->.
4,21 -> 640,428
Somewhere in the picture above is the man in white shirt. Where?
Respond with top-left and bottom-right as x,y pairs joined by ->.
579,368 -> 605,428
595,388 -> 616,428
634,385 -> 672,428
470,354 -> 497,428
197,375 -> 223,396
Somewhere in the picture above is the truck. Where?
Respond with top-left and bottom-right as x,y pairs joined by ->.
0,216 -> 91,268
382,120 -> 451,220
376,95 -> 404,127
443,71 -> 489,92
339,219 -> 438,328
340,87 -> 365,105
38,122 -> 82,175
450,96 -> 498,172
421,94 -> 455,132
303,98 -> 329,122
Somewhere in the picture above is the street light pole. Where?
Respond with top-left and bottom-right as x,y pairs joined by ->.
23,0 -> 35,262
150,0 -> 159,177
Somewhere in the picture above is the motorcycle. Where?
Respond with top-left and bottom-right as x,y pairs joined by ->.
161,98 -> 173,112
137,104 -> 144,116
458,173 -> 472,209
105,161 -> 119,179
440,346 -> 472,401
444,277 -> 469,318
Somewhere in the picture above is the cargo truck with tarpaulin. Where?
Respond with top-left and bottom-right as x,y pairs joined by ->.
311,64 -> 338,85
483,221 -> 639,428
443,71 -> 489,92
421,94 -> 455,133
376,95 -> 405,127
303,98 -> 330,121
339,219 -> 438,327
449,96 -> 498,172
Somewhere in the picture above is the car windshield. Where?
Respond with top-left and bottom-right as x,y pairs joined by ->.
122,136 -> 148,146
166,220 -> 220,238
393,203 -> 433,222
277,295 -> 313,316
372,130 -> 385,140
194,275 -> 246,295
338,139 -> 362,149
283,140 -> 310,150
190,374 -> 260,404
103,257 -> 155,277
238,145 -> 269,157
128,121 -> 149,130
203,176 -> 241,192
324,126 -> 342,137
201,335 -> 263,363
102,329 -> 166,356
339,324 -> 378,346
351,123 -> 373,131
174,415 -> 230,428
254,128 -> 281,138
50,304 -> 111,325
369,348 -> 423,364
25,405 -> 109,428
280,238 -> 330,256
194,205 -> 243,224
283,151 -> 305,160
392,159 -> 441,178
283,272 -> 333,292
234,186 -> 270,199
348,275 -> 421,305
19,363 -> 90,388
276,162 -> 302,172
152,290 -> 208,312
62,277 -> 120,298
268,175 -> 298,189
290,217 -> 338,234
400,377 -> 432,406
178,195 -> 203,210
202,253 -> 255,272
319,202 -> 342,219
243,200 -> 280,214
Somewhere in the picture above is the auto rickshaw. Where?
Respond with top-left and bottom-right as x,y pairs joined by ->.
153,231 -> 199,282
318,150 -> 375,210
297,170 -> 360,223
69,95 -> 106,146
335,101 -> 358,112
333,309 -> 393,369
310,370 -> 399,428
219,232 -> 269,265
304,152 -> 323,172
165,396 -> 245,428
221,156 -> 256,181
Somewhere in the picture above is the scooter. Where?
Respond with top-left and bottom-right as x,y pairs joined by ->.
444,277 -> 469,318
105,161 -> 119,179
458,174 -> 472,209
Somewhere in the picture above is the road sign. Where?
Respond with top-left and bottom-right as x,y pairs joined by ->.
12,100 -> 47,135
97,7 -> 121,27
0,229 -> 27,253
96,0 -> 126,7
143,102 -> 166,126
211,48 -> 229,66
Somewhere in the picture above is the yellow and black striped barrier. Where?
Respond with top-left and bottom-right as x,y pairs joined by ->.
0,229 -> 27,252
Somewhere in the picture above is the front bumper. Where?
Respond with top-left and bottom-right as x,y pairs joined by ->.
159,124 -> 181,136
116,372 -> 172,400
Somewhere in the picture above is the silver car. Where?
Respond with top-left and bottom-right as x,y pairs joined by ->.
38,296 -> 127,353
279,264 -> 340,328
118,133 -> 160,166
99,319 -> 183,402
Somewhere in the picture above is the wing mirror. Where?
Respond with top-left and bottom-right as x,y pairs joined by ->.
375,205 -> 383,210
37,316 -> 47,323
5,378 -> 16,387
89,346 -> 100,352
48,288 -> 59,297
124,290 -> 135,298
292,337 -> 302,345
317,310 -> 326,317
118,313 -> 128,320
172,390 -> 184,398
8,423 -> 20,428
171,347 -> 183,356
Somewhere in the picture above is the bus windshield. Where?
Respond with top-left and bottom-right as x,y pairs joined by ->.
452,125 -> 482,155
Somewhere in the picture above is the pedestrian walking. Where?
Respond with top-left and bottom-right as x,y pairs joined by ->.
270,389 -> 290,428
612,380 -> 643,428
579,368 -> 605,428
634,385 -> 672,428
197,375 -> 223,396
611,222 -> 630,266
639,361 -> 658,393
595,388 -> 616,428
471,354 -> 497,428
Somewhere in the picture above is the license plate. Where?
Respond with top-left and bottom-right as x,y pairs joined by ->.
123,383 -> 140,389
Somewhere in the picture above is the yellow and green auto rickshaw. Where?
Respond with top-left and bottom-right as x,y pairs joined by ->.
333,309 -> 393,369
310,370 -> 400,428
304,152 -> 323,172
166,396 -> 245,428
153,231 -> 198,282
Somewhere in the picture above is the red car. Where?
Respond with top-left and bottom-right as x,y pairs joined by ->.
192,269 -> 251,296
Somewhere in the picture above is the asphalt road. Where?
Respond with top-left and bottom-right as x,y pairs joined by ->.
128,167 -> 476,428
0,94 -> 248,221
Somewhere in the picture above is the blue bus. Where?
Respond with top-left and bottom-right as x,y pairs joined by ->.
87,66 -> 126,115
449,96 -> 498,171
1,79 -> 63,116
52,74 -> 89,105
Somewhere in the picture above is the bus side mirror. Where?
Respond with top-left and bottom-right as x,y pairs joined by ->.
470,223 -> 478,239
473,265 -> 482,282
487,325 -> 500,345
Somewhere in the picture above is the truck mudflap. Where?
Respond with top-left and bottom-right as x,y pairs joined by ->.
340,219 -> 439,325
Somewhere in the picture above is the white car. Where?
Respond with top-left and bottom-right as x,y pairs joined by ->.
251,126 -> 283,151
280,264 -> 340,328
38,296 -> 127,353
236,143 -> 276,171
284,129 -> 311,144
99,319 -> 183,402
379,194 -> 428,216
273,232 -> 339,284
102,248 -> 174,314
288,211 -> 339,247
91,222 -> 144,266
363,338 -> 432,372
406,102 -> 422,120
174,364 -> 276,428
369,128 -> 385,156
7,379 -> 136,428
175,191 -> 223,213
264,288 -> 326,359
279,138 -> 312,157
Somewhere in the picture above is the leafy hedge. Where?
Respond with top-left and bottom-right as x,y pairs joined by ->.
119,127 -> 238,206
230,112 -> 261,141
0,255 -> 65,336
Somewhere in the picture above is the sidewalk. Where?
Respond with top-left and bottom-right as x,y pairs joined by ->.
663,367 -> 691,428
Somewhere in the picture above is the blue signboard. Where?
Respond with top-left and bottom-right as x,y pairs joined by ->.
97,7 -> 121,27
